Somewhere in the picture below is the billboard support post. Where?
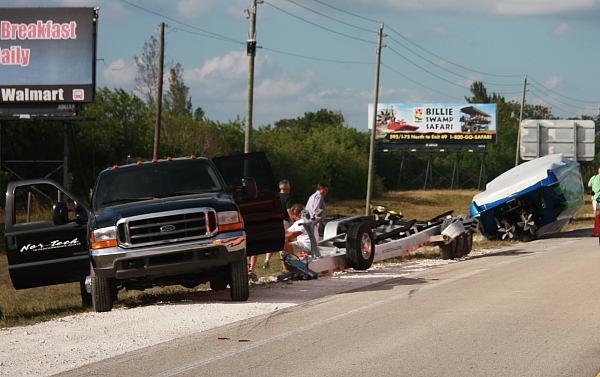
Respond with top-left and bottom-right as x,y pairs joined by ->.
396,152 -> 405,189
478,147 -> 487,190
450,150 -> 460,189
365,24 -> 384,216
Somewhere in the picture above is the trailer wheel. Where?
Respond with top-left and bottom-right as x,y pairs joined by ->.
463,233 -> 473,256
91,266 -> 114,313
229,258 -> 249,301
346,222 -> 375,270
452,234 -> 464,259
440,244 -> 452,260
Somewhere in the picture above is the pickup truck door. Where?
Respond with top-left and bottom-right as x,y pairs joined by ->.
4,179 -> 90,289
212,152 -> 284,256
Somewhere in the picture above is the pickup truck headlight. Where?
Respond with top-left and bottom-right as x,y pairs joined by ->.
91,226 -> 118,249
217,211 -> 244,232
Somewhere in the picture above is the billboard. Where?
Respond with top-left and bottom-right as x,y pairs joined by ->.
368,103 -> 497,145
0,7 -> 97,105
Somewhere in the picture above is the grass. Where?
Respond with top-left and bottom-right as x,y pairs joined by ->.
0,189 -> 594,327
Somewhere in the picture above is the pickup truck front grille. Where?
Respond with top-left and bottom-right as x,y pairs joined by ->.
117,208 -> 217,248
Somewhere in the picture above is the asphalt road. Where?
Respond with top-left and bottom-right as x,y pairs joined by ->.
59,228 -> 600,377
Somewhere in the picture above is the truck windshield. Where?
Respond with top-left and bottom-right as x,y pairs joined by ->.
93,159 -> 224,209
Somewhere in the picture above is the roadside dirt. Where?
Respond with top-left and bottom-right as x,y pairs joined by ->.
0,256 -> 465,377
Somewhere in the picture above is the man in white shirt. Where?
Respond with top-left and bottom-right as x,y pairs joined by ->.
305,182 -> 329,233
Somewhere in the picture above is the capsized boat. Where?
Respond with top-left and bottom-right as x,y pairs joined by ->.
470,154 -> 584,241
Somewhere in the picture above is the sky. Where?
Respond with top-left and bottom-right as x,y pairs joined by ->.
5,0 -> 600,130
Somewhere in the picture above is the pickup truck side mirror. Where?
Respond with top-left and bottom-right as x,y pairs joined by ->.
75,204 -> 89,225
52,202 -> 69,225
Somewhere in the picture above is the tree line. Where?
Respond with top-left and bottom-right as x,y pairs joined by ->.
1,36 -> 599,206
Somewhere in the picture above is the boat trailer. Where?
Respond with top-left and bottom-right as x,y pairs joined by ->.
292,209 -> 478,277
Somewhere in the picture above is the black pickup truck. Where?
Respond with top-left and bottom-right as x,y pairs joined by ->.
3,152 -> 284,312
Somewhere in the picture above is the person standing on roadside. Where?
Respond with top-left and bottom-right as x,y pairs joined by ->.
588,168 -> 600,214
305,182 -> 329,234
262,179 -> 292,269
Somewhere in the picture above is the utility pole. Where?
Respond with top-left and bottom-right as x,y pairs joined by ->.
245,0 -> 259,154
365,25 -> 384,216
515,74 -> 527,166
153,22 -> 165,160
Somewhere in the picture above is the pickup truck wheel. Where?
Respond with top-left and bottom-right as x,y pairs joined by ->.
80,278 -> 92,308
229,259 -> 249,301
346,222 -> 375,270
91,267 -> 114,312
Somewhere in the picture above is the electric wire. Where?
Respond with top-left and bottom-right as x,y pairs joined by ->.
387,35 -> 522,87
526,89 -> 582,117
528,85 -> 595,112
529,77 -> 599,104
119,0 -> 244,45
385,25 -> 524,79
386,46 -> 471,90
279,0 -> 377,34
262,46 -> 373,64
382,63 -> 464,101
308,0 -> 381,24
170,27 -> 245,45
263,1 -> 375,45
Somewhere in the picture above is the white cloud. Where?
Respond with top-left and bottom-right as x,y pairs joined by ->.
554,22 -> 572,36
255,70 -> 315,99
544,75 -> 562,89
185,51 -> 249,83
102,58 -> 137,86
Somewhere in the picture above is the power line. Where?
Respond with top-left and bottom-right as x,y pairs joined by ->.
382,63 -> 464,101
306,0 -> 524,80
171,27 -> 245,45
386,46 -> 471,90
280,0 -> 376,34
263,1 -> 375,45
262,46 -> 373,64
385,25 -> 524,79
528,85 -> 595,112
387,35 -> 522,87
529,77 -> 599,104
119,0 -> 244,45
526,89 -> 582,116
308,0 -> 380,24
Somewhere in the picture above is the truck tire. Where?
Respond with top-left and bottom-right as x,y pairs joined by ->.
346,222 -> 375,270
91,267 -> 114,312
229,259 -> 249,301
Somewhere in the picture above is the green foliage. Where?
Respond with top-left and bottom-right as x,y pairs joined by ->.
255,112 -> 379,200
273,108 -> 345,132
164,63 -> 193,117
